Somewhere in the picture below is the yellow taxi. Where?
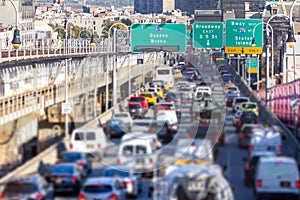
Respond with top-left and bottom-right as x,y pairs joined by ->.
139,91 -> 157,105
156,87 -> 164,99
239,102 -> 259,116
224,83 -> 235,93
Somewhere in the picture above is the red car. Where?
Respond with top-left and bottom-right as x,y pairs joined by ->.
128,96 -> 149,114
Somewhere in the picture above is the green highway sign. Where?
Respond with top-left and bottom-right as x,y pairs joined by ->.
131,24 -> 187,53
193,22 -> 224,48
246,57 -> 259,73
225,19 -> 263,54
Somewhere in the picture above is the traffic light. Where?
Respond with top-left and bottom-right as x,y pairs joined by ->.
12,29 -> 21,49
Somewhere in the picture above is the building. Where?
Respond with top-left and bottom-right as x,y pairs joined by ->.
134,0 -> 163,14
0,0 -> 36,46
194,10 -> 222,22
176,0 -> 219,16
162,0 -> 174,12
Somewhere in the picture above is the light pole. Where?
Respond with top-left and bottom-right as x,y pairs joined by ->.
287,0 -> 299,135
108,23 -> 129,107
252,22 -> 273,107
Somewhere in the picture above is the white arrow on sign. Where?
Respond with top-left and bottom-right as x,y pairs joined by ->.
206,40 -> 210,46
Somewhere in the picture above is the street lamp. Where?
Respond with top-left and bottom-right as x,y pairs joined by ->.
252,22 -> 273,107
7,0 -> 21,49
288,0 -> 299,135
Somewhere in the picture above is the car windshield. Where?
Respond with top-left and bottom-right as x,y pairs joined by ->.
51,165 -> 74,174
4,182 -> 37,194
62,152 -> 83,160
104,169 -> 130,177
83,184 -> 112,193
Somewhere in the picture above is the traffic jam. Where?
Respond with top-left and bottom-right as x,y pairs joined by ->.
0,54 -> 299,200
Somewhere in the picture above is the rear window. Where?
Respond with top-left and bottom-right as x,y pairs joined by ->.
104,169 -> 130,177
75,132 -> 84,141
83,185 -> 112,193
63,153 -> 82,160
223,75 -> 233,80
242,103 -> 257,109
122,145 -> 134,155
236,98 -> 249,104
241,112 -> 257,121
243,126 -> 255,133
86,132 -> 96,140
129,104 -> 140,109
136,145 -> 147,155
4,182 -> 37,194
262,162 -> 297,177
157,69 -> 170,75
130,97 -> 144,102
51,165 -> 74,174
140,93 -> 152,97
107,120 -> 122,126
114,113 -> 129,118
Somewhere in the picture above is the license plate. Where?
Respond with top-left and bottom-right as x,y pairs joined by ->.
87,144 -> 94,148
280,181 -> 290,187
55,179 -> 62,184
136,159 -> 144,164
187,181 -> 204,191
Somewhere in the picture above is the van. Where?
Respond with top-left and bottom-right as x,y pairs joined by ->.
70,128 -> 108,159
156,110 -> 178,133
254,156 -> 300,200
249,127 -> 283,156
117,132 -> 161,176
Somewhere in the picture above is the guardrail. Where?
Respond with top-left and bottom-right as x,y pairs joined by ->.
228,64 -> 300,164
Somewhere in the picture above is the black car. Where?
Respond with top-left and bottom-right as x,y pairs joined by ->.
236,111 -> 259,132
45,163 -> 83,194
103,119 -> 129,138
58,151 -> 92,177
222,74 -> 234,83
1,175 -> 54,199
148,120 -> 174,143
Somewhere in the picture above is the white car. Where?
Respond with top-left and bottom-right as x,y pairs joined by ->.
112,112 -> 133,130
195,86 -> 212,94
102,165 -> 142,197
78,177 -> 126,200
254,156 -> 300,200
232,97 -> 250,113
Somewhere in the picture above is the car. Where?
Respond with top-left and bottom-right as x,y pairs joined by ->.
243,151 -> 276,187
238,124 -> 264,149
152,102 -> 176,119
233,110 -> 243,126
226,92 -> 239,107
239,102 -> 259,116
222,74 -> 234,84
147,87 -> 163,99
112,112 -> 134,130
128,102 -> 145,119
164,91 -> 182,104
226,86 -> 240,95
224,83 -> 235,93
254,156 -> 300,200
128,96 -> 149,113
148,120 -> 174,143
0,175 -> 54,199
44,163 -> 83,194
103,119 -> 129,138
149,80 -> 169,91
102,165 -> 142,197
232,97 -> 250,113
236,111 -> 259,133
139,91 -> 158,105
249,126 -> 284,156
78,177 -> 126,200
70,128 -> 108,160
156,110 -> 178,133
57,151 -> 92,177
195,86 -> 212,94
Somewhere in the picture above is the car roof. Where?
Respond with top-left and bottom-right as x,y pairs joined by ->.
259,156 -> 296,164
5,174 -> 42,184
53,163 -> 77,167
250,151 -> 276,158
84,177 -> 116,185
103,165 -> 131,172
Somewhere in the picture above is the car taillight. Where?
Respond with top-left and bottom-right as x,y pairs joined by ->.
238,120 -> 242,126
78,193 -> 87,200
97,143 -> 101,148
117,159 -> 121,164
257,180 -> 262,187
256,120 -> 259,124
278,145 -> 283,152
108,193 -> 119,200
249,145 -> 254,151
245,164 -> 250,170
256,108 -> 258,113
295,181 -> 300,188
0,194 -> 6,199
166,125 -> 171,131
148,127 -> 153,132
215,135 -> 221,141
103,126 -> 107,132
72,176 -> 77,184
239,134 -> 245,139
35,193 -> 43,199
149,158 -> 153,164
123,180 -> 134,185
69,143 -> 73,149
77,161 -> 84,167
232,80 -> 234,82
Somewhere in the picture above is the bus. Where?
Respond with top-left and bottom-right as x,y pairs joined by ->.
155,66 -> 175,87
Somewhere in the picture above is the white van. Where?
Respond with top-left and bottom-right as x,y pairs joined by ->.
117,132 -> 161,176
254,156 -> 300,200
249,127 -> 283,156
70,128 -> 108,159
156,110 -> 178,132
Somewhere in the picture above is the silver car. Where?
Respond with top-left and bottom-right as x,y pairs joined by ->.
102,165 -> 142,197
78,177 -> 126,200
